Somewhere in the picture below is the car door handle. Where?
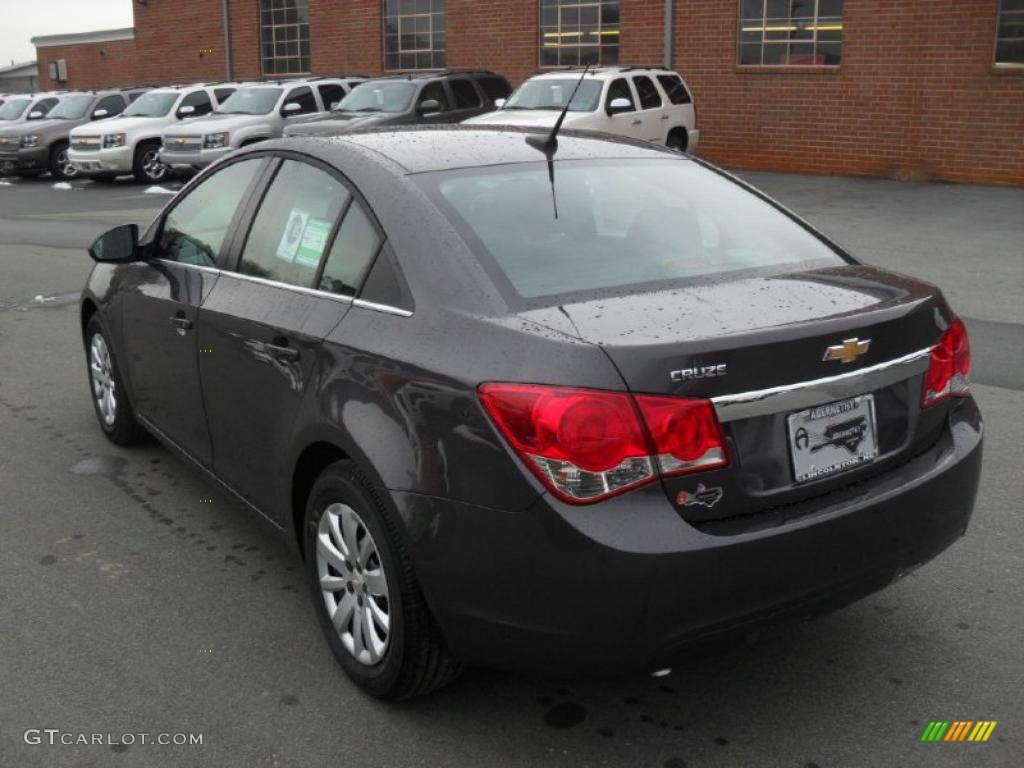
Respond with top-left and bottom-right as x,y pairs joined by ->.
266,343 -> 300,362
631,119 -> 643,126
169,315 -> 193,333
660,114 -> 670,121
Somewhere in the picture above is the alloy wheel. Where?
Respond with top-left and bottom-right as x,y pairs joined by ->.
89,334 -> 117,426
316,502 -> 391,665
58,149 -> 77,179
142,148 -> 167,182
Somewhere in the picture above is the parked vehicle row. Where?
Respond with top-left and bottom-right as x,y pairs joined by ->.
0,66 -> 699,183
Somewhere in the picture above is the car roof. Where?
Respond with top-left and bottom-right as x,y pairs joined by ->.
284,124 -> 680,174
530,66 -> 683,80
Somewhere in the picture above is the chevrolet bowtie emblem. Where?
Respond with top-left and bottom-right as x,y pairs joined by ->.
175,138 -> 185,144
823,338 -> 871,364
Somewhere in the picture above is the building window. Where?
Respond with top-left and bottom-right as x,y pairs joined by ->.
738,0 -> 843,66
260,0 -> 311,75
996,0 -> 1024,65
384,0 -> 447,71
540,1 -> 620,67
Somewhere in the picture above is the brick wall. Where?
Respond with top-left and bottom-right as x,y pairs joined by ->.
677,0 -> 1024,185
34,0 -> 1024,185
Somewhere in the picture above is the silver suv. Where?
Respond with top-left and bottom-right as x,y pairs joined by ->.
0,88 -> 147,179
159,76 -> 364,170
68,83 -> 242,183
0,91 -> 68,174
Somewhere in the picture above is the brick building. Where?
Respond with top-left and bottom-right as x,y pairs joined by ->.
32,1 -> 1024,185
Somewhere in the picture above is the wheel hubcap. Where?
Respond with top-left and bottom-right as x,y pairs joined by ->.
58,150 -> 77,178
143,150 -> 166,181
89,334 -> 117,426
316,503 -> 391,665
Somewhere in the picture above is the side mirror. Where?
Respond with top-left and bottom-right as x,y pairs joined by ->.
417,98 -> 441,116
494,98 -> 506,108
329,101 -> 340,110
92,109 -> 109,119
177,105 -> 195,118
89,224 -> 139,263
282,102 -> 302,114
606,98 -> 633,116
28,110 -> 44,119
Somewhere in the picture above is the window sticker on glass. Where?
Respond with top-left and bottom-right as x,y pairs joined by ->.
296,218 -> 332,268
276,209 -> 309,263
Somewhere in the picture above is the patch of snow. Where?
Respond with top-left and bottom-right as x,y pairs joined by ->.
52,182 -> 73,190
144,185 -> 177,195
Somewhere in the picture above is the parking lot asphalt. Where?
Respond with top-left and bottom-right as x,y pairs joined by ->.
1,171 -> 1021,768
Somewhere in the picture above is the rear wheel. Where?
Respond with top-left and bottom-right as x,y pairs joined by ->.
666,129 -> 689,153
85,316 -> 148,445
49,142 -> 78,180
133,142 -> 168,183
303,460 -> 462,699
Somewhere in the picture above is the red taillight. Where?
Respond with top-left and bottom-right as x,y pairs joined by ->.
478,383 -> 729,504
922,318 -> 971,408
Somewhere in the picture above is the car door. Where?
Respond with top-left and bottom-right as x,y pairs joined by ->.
602,77 -> 645,140
414,81 -> 453,124
119,157 -> 267,465
197,156 -> 369,519
631,75 -> 666,143
446,78 -> 486,122
282,85 -> 319,123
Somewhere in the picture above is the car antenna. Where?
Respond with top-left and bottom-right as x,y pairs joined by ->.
525,64 -> 591,220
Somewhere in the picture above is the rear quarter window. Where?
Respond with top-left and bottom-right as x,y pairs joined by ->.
657,74 -> 692,105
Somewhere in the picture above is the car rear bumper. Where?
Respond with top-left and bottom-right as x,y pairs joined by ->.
687,128 -> 700,153
0,146 -> 47,172
393,397 -> 982,675
158,146 -> 231,168
69,146 -> 133,173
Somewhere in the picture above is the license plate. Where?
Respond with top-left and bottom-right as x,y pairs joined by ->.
787,394 -> 878,482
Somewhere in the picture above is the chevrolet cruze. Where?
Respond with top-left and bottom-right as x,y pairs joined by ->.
81,126 -> 982,699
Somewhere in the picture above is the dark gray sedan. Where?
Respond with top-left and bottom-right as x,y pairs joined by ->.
80,126 -> 982,699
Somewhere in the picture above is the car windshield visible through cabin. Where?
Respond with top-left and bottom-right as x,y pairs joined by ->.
502,79 -> 603,112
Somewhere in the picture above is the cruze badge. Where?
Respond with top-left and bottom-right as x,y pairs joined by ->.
823,337 -> 871,364
670,363 -> 726,383
676,484 -> 724,508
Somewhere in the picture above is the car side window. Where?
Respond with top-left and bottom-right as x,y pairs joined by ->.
633,76 -> 662,110
450,79 -> 482,109
318,200 -> 382,296
238,160 -> 351,288
283,86 -> 317,115
214,87 -> 236,104
418,82 -> 450,111
318,83 -> 346,110
656,74 -> 692,105
33,98 -> 58,116
477,75 -> 512,101
94,95 -> 126,118
606,78 -> 635,112
180,90 -> 213,117
158,158 -> 265,267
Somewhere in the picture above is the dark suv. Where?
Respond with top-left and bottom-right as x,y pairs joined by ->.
283,70 -> 510,138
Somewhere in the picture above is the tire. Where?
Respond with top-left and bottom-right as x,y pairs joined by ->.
84,316 -> 148,445
303,460 -> 462,700
133,142 -> 168,183
666,130 -> 689,153
49,142 -> 78,180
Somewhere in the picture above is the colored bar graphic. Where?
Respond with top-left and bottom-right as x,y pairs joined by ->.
921,720 -> 996,742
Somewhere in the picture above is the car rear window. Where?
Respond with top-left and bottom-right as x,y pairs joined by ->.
657,74 -> 692,105
420,159 -> 845,302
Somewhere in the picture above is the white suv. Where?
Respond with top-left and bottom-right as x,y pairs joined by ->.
464,66 -> 698,153
68,83 -> 241,183
159,76 -> 365,171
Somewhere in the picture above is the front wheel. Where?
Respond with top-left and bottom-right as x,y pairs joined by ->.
49,142 -> 79,180
304,461 -> 462,699
133,142 -> 168,183
85,317 -> 148,445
